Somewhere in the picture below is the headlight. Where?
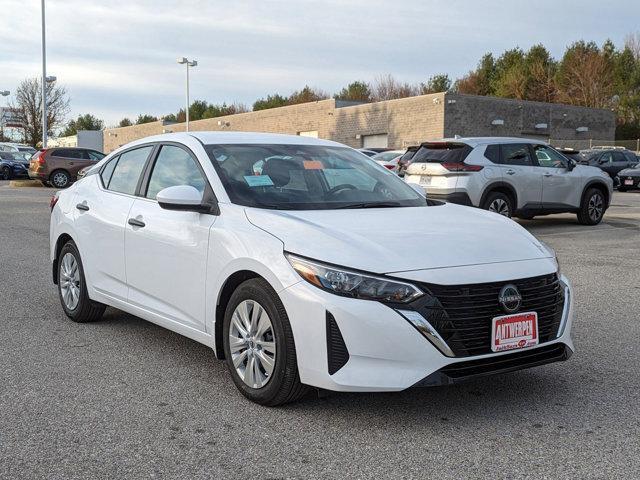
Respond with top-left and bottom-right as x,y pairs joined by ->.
285,253 -> 423,303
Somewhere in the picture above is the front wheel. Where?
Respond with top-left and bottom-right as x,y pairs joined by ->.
1,166 -> 11,180
577,188 -> 605,225
223,278 -> 309,406
58,241 -> 106,322
482,191 -> 513,218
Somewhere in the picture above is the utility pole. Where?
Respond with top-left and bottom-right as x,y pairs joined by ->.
41,0 -> 47,147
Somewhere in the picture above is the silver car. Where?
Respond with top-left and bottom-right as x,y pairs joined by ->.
404,137 -> 613,225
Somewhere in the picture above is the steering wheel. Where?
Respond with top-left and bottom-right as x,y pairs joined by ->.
326,184 -> 357,197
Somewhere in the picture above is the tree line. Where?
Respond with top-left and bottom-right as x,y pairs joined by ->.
6,34 -> 640,146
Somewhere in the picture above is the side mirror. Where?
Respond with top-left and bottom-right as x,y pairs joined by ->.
408,182 -> 427,197
567,160 -> 576,172
157,185 -> 209,212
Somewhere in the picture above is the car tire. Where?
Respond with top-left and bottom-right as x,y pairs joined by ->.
50,170 -> 71,188
482,191 -> 513,218
1,166 -> 11,180
58,241 -> 106,323
223,278 -> 309,406
577,188 -> 605,226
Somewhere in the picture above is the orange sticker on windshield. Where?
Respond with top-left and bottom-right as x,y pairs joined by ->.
303,160 -> 323,170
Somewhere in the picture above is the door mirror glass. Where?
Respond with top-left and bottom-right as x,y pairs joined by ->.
157,185 -> 205,211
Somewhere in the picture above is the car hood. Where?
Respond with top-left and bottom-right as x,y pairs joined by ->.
245,203 -> 551,274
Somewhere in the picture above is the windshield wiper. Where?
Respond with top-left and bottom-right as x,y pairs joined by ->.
333,201 -> 403,209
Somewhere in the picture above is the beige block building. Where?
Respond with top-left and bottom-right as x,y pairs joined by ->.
102,93 -> 615,153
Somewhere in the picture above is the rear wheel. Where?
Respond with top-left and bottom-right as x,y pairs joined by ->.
50,170 -> 71,188
1,166 -> 11,180
482,191 -> 513,218
223,278 -> 309,406
577,188 -> 605,225
58,241 -> 106,322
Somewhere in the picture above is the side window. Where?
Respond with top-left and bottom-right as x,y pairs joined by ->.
50,149 -> 66,158
599,152 -> 613,164
500,144 -> 533,166
88,150 -> 105,161
484,144 -> 501,163
145,145 -> 206,200
100,156 -> 119,187
107,146 -> 153,195
612,152 -> 626,163
533,145 -> 568,168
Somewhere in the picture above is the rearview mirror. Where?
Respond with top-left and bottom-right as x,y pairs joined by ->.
157,185 -> 209,212
408,182 -> 427,197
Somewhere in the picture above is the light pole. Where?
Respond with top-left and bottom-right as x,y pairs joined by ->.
41,0 -> 47,147
177,57 -> 197,131
1,90 -> 9,140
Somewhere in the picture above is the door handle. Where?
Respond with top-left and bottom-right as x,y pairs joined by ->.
128,218 -> 146,228
505,169 -> 516,175
76,203 -> 89,211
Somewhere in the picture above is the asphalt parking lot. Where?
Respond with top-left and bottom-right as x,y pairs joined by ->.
1,180 -> 639,479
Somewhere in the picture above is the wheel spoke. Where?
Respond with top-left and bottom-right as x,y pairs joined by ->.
250,303 -> 263,335
255,312 -> 271,338
231,312 -> 249,338
232,349 -> 248,368
256,340 -> 275,354
255,350 -> 275,376
229,335 -> 246,354
244,356 -> 256,387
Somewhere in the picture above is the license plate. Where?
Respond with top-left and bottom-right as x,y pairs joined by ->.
491,312 -> 538,352
419,177 -> 431,186
625,179 -> 634,185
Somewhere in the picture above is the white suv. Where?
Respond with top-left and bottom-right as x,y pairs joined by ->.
404,137 -> 613,225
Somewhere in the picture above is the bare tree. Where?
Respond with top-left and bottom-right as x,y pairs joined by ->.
624,32 -> 640,60
10,77 -> 70,147
370,74 -> 419,101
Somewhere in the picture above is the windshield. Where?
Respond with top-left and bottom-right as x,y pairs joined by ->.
204,144 -> 426,210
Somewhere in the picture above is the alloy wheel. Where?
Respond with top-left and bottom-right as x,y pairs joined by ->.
489,198 -> 510,217
1,167 -> 10,180
60,252 -> 81,310
52,172 -> 69,188
229,300 -> 276,389
588,193 -> 604,222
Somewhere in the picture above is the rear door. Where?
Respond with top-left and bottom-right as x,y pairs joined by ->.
72,145 -> 154,301
124,143 -> 215,332
498,143 -> 542,210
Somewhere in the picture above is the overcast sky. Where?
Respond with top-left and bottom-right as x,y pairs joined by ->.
3,0 -> 639,126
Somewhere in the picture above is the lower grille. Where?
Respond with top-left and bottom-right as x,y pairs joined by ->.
414,343 -> 571,387
326,312 -> 350,375
409,273 -> 565,357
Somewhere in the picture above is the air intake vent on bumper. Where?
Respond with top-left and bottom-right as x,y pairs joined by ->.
326,312 -> 350,375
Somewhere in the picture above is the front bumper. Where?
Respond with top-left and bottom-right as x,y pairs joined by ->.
279,273 -> 574,392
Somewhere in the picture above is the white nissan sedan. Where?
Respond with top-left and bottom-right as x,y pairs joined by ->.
50,132 -> 574,405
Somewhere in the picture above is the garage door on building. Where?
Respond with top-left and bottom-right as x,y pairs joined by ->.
362,133 -> 388,149
298,130 -> 319,138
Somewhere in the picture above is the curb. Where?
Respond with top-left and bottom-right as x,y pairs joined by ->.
9,179 -> 46,188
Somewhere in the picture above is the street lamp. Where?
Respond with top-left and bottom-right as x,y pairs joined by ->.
41,0 -> 48,147
177,57 -> 197,132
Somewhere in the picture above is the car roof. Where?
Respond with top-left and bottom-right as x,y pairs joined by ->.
428,137 -> 549,147
125,131 -> 347,148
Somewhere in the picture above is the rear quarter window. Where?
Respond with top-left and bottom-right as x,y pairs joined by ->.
484,144 -> 501,163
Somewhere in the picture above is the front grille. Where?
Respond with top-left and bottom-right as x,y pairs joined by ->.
409,273 -> 565,357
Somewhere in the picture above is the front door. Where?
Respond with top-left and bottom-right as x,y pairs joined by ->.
124,144 -> 214,332
498,143 -> 543,210
532,144 -> 580,208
